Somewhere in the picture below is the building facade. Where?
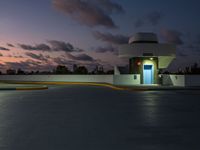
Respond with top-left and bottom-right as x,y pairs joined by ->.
118,33 -> 176,85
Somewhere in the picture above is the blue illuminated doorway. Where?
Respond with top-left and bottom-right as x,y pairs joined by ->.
143,65 -> 154,84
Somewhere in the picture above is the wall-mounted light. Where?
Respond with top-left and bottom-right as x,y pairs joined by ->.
150,57 -> 154,60
137,61 -> 141,66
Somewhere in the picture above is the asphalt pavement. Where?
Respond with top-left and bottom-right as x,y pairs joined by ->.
0,85 -> 200,150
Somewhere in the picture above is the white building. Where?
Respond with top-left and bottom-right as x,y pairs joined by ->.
117,32 -> 176,85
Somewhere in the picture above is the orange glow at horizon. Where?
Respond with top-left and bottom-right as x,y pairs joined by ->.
0,57 -> 27,64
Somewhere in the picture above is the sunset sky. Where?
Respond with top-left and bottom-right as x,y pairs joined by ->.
0,0 -> 200,72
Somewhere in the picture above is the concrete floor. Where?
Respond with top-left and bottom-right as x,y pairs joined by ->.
0,85 -> 200,150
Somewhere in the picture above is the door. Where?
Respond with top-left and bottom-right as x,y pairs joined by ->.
143,65 -> 154,84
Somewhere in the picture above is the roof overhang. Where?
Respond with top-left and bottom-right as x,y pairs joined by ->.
118,43 -> 176,69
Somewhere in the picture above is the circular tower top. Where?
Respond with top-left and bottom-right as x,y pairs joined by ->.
129,33 -> 158,44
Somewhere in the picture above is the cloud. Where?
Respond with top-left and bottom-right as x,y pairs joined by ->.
6,54 -> 24,58
160,29 -> 184,45
0,46 -> 10,51
53,57 -> 76,65
96,0 -> 124,14
35,44 -> 51,51
18,41 -> 82,53
52,0 -> 124,28
5,60 -> 40,70
19,43 -> 51,51
185,44 -> 200,54
178,51 -> 188,57
134,19 -> 145,28
7,43 -> 15,47
25,52 -> 49,62
75,54 -> 94,61
134,11 -> 164,28
4,60 -> 55,71
95,45 -> 117,53
194,34 -> 200,44
93,31 -> 129,44
147,11 -> 163,26
66,53 -> 95,62
47,40 -> 75,52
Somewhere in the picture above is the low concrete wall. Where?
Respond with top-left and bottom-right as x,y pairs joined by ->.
0,75 -> 142,86
185,75 -> 200,87
170,75 -> 185,87
162,75 -> 185,87
0,75 -> 114,84
2,74 -> 199,87
113,74 -> 140,86
162,75 -> 173,86
162,74 -> 200,87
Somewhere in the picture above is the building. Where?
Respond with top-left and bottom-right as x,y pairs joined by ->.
118,33 -> 176,85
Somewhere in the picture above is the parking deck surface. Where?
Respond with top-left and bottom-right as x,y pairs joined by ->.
0,85 -> 200,150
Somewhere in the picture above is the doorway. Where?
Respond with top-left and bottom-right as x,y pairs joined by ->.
143,65 -> 154,84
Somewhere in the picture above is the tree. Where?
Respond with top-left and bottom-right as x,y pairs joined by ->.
191,62 -> 199,74
184,66 -> 190,74
17,68 -> 25,75
106,70 -> 114,74
91,65 -> 105,74
73,64 -> 78,73
74,66 -> 88,74
97,66 -> 105,74
6,69 -> 16,75
55,65 -> 70,74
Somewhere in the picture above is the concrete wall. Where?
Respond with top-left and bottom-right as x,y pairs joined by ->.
114,66 -> 121,75
113,74 -> 140,86
162,75 -> 200,87
0,75 -> 114,84
185,75 -> 200,87
162,75 -> 173,86
1,74 -> 199,87
0,75 -> 142,86
162,75 -> 185,87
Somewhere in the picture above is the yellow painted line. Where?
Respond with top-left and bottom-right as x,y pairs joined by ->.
12,82 -> 126,91
16,86 -> 48,91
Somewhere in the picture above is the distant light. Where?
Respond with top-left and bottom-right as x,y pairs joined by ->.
150,57 -> 154,60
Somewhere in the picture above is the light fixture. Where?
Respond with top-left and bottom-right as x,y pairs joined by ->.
137,61 -> 141,66
150,57 -> 154,60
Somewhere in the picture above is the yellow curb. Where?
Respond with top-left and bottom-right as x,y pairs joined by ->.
11,82 -> 126,91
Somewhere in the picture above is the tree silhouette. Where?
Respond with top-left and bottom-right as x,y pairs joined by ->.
74,66 -> 88,74
6,69 -> 16,75
17,68 -> 25,75
55,65 -> 70,74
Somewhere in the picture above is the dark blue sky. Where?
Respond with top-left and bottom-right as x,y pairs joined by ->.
0,0 -> 200,72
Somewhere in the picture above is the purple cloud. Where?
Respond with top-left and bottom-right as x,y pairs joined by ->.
52,0 -> 124,28
19,43 -> 51,51
47,40 -> 75,52
7,43 -> 15,47
160,29 -> 184,45
25,52 -> 49,62
134,11 -> 164,28
66,53 -> 95,62
95,45 -> 117,54
93,31 -> 129,44
0,46 -> 10,51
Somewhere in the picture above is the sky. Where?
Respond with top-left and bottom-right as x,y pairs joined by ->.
0,0 -> 200,72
